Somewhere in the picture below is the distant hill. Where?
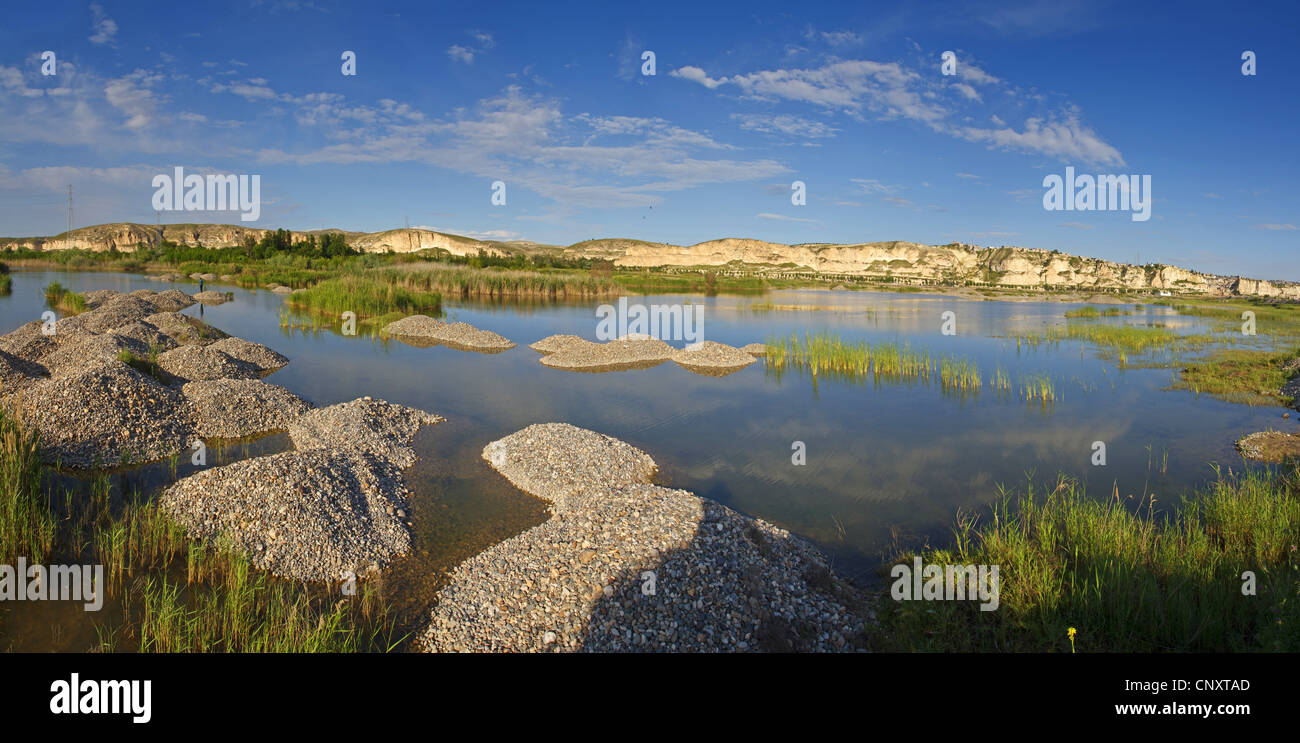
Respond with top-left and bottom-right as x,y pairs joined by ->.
3,222 -> 1297,299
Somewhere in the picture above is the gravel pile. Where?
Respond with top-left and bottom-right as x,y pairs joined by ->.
143,312 -> 228,345
193,291 -> 230,305
0,324 -> 57,364
741,343 -> 767,357
160,448 -> 414,582
82,290 -> 121,309
287,397 -> 443,467
156,344 -> 261,383
384,315 -> 515,351
40,332 -> 150,377
0,349 -> 47,396
150,289 -> 196,312
208,337 -> 289,372
272,286 -> 294,295
481,423 -> 657,510
71,294 -> 160,333
1282,357 -> 1299,409
672,341 -> 757,373
536,337 -> 675,372
421,423 -> 869,653
528,334 -> 587,353
182,379 -> 313,439
19,360 -> 196,468
108,321 -> 179,353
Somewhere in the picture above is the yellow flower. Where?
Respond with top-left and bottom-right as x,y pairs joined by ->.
1067,626 -> 1077,653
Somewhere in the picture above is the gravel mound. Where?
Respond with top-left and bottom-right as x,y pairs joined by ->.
741,343 -> 767,357
143,312 -> 228,345
272,286 -> 293,295
481,423 -> 657,510
672,341 -> 757,372
287,397 -> 443,467
19,360 -> 195,468
82,290 -> 121,309
1236,431 -> 1300,462
422,424 -> 868,652
160,448 -> 414,582
383,315 -> 515,351
108,322 -> 179,353
207,337 -> 289,372
0,325 -> 57,363
536,337 -> 675,372
73,294 -> 160,333
529,334 -> 587,353
156,344 -> 261,383
151,289 -> 196,312
182,379 -> 313,439
41,332 -> 150,377
193,291 -> 230,305
0,349 -> 48,396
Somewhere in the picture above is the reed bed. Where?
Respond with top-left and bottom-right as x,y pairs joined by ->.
374,264 -> 618,298
765,332 -> 934,385
286,274 -> 441,319
874,466 -> 1300,651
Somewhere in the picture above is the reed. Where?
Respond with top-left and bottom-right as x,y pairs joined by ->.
874,466 -> 1300,651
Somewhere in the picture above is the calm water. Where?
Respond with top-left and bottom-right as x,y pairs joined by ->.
0,269 -> 1288,594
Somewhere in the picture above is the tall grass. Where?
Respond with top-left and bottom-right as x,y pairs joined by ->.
765,332 -> 935,385
875,467 -> 1300,651
286,274 -> 441,319
0,408 -> 55,565
1012,323 -> 1206,355
374,264 -> 617,298
43,281 -> 87,314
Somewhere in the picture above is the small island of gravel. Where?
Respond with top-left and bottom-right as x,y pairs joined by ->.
382,314 -> 515,352
421,422 -> 868,652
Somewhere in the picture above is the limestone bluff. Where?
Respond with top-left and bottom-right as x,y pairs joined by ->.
3,222 -> 1298,300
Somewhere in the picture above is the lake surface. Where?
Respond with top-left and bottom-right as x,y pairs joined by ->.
0,269 -> 1287,596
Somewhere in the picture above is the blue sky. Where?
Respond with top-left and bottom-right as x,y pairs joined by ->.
2,0 -> 1298,279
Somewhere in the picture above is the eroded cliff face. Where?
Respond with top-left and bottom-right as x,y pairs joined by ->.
565,237 -> 1297,299
1,224 -> 496,258
5,223 -> 1296,299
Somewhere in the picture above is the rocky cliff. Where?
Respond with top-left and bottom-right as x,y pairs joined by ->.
3,223 -> 1295,300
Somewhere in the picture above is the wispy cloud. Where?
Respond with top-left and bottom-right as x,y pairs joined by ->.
1252,223 -> 1297,231
89,3 -> 118,46
756,212 -> 818,223
672,55 -> 1123,166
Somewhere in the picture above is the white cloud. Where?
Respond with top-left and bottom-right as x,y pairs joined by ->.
674,56 -> 1123,166
731,113 -> 838,139
1252,223 -> 1298,231
89,3 -> 118,46
447,45 -> 475,64
756,212 -> 818,223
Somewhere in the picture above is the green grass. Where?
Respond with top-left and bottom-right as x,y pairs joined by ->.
1065,305 -> 1129,318
1012,322 -> 1207,358
0,409 -> 399,652
1173,347 -> 1298,406
0,273 -> 11,295
377,263 -> 618,298
873,467 -> 1300,652
116,346 -> 166,382
286,274 -> 442,323
43,281 -> 88,314
0,409 -> 55,565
